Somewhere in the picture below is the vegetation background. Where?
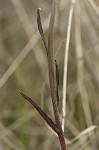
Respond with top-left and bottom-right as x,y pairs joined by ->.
0,0 -> 99,149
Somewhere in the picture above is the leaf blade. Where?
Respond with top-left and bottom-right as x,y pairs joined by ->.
19,90 -> 60,133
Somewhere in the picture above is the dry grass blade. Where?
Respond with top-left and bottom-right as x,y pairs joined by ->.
0,110 -> 37,139
74,0 -> 92,129
69,125 -> 98,144
62,0 -> 75,132
87,0 -> 99,16
0,33 -> 42,89
11,0 -> 47,76
11,0 -> 34,38
0,122 -> 25,149
74,1 -> 98,149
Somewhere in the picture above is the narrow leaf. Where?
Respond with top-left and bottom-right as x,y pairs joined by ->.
19,90 -> 60,133
37,8 -> 48,55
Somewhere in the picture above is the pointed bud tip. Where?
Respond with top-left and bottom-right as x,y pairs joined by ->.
37,8 -> 42,11
19,90 -> 22,94
39,8 -> 42,11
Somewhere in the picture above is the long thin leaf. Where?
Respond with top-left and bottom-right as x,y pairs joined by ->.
19,90 -> 60,133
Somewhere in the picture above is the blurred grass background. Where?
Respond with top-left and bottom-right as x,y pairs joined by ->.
0,0 -> 99,149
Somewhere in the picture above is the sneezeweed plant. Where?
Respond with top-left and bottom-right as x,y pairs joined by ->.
19,0 -> 66,149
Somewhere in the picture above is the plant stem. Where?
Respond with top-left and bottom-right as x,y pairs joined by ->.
48,0 -> 66,149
